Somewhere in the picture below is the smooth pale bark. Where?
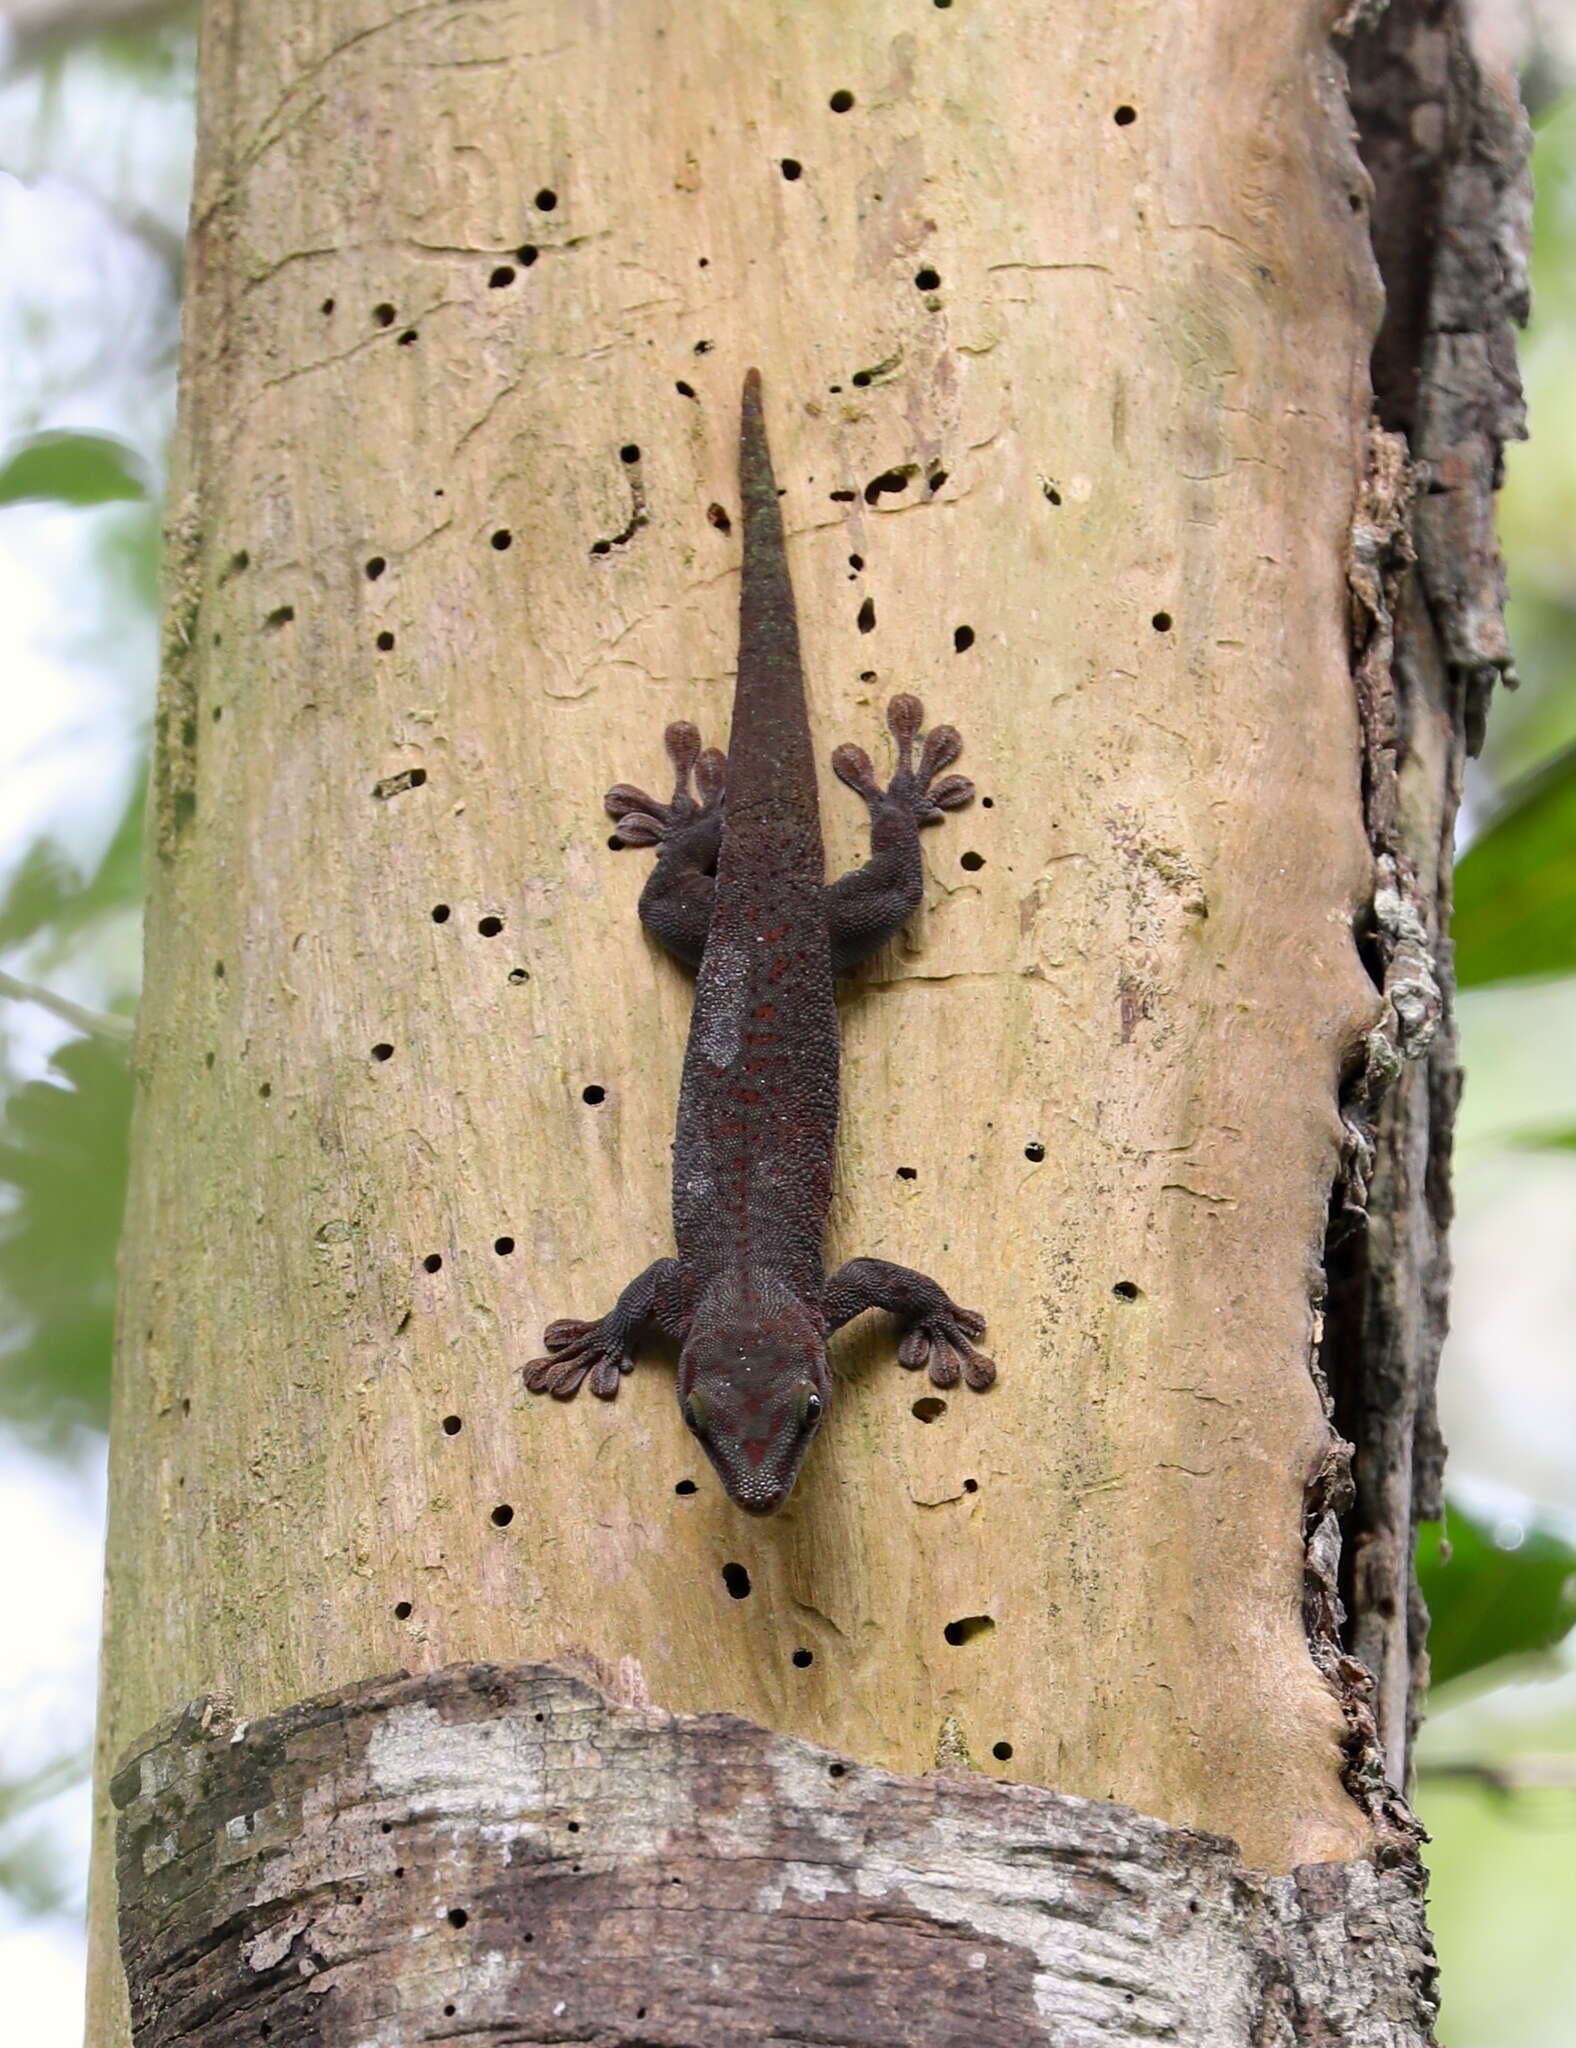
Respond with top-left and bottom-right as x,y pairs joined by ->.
87,0 -> 1524,2040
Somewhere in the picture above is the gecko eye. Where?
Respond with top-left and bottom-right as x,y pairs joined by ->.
801,1390 -> 823,1427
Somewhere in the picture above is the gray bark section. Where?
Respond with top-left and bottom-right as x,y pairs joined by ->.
113,1662 -> 1439,2047
1327,0 -> 1530,1785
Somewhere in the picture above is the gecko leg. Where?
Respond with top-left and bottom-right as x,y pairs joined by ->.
823,1256 -> 995,1391
825,694 -> 975,975
524,1258 -> 687,1401
604,722 -> 727,968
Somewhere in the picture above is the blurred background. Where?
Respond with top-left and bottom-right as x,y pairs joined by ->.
0,4 -> 1571,2042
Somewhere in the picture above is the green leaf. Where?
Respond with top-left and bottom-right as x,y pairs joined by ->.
0,430 -> 148,508
1455,744 -> 1576,987
1419,1501 -> 1576,1689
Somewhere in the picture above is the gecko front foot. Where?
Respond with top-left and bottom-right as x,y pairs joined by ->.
823,1257 -> 996,1392
604,719 -> 725,849
524,1317 -> 637,1400
523,1259 -> 683,1402
831,693 -> 975,827
896,1302 -> 995,1391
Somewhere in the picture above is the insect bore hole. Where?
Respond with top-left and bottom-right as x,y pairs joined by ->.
394,1600 -> 412,1619
371,1042 -> 395,1062
431,904 -> 450,922
478,915 -> 504,936
829,89 -> 855,112
582,1084 -> 606,1104
491,1503 -> 515,1527
915,266 -> 941,292
992,1740 -> 1014,1761
423,1253 -> 443,1274
491,529 -> 512,550
447,1907 -> 468,1928
912,1396 -> 946,1423
489,266 -> 515,288
675,1479 -> 698,1496
1152,611 -> 1173,633
1025,1141 -> 1046,1163
442,1415 -> 463,1435
960,850 -> 985,871
1113,1280 -> 1141,1301
722,1562 -> 751,1599
494,1236 -> 515,1255
535,187 -> 558,210
376,631 -> 394,651
792,1647 -> 814,1667
953,624 -> 974,652
1114,103 -> 1137,126
944,1614 -> 994,1647
780,158 -> 803,181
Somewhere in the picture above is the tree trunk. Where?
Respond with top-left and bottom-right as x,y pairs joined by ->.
87,1 -> 1525,2042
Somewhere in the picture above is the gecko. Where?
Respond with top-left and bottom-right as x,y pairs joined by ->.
525,369 -> 994,1513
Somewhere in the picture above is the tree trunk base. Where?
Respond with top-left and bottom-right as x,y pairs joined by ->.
113,1661 -> 1438,2046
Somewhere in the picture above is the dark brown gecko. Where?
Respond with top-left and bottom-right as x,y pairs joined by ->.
526,370 -> 993,1513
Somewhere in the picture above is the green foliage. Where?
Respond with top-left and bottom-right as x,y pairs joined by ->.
0,430 -> 149,509
0,1033 -> 131,1441
1419,1501 -> 1576,1690
1455,744 -> 1576,988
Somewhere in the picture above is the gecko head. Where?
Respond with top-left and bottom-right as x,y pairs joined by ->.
677,1287 -> 829,1515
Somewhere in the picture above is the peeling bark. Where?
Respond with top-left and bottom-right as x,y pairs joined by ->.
1327,0 -> 1529,1786
114,1662 -> 1440,2048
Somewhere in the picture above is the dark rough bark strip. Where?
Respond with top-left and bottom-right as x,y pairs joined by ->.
1326,0 -> 1530,1786
113,1661 -> 1439,2048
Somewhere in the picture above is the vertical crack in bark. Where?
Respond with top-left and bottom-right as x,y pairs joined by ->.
1322,0 -> 1529,1792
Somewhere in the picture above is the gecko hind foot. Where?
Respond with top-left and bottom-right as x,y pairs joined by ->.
604,721 -> 726,848
831,694 -> 975,825
524,1316 -> 636,1401
896,1302 -> 995,1391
